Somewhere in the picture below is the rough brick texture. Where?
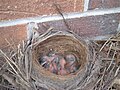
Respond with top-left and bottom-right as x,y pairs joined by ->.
0,25 -> 27,51
88,0 -> 120,10
0,0 -> 84,20
37,13 -> 120,39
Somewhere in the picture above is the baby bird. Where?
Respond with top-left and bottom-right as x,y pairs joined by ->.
39,52 -> 79,75
58,68 -> 68,75
39,54 -> 55,69
65,54 -> 76,65
65,54 -> 78,73
53,55 -> 61,71
58,57 -> 68,75
60,57 -> 66,69
48,63 -> 58,74
39,55 -> 49,68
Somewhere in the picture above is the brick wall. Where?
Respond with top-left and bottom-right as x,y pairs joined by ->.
0,0 -> 84,20
0,0 -> 120,51
0,24 -> 26,51
88,0 -> 120,10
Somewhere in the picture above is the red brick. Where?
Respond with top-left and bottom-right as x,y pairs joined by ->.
37,13 -> 120,39
88,0 -> 120,10
0,24 -> 27,51
0,0 -> 84,20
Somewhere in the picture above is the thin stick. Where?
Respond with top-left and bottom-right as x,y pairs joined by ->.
53,3 -> 71,31
99,36 -> 113,52
106,48 -> 116,71
107,42 -> 113,57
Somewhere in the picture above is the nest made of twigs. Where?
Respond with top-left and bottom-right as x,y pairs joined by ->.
32,31 -> 88,81
0,26 -> 120,90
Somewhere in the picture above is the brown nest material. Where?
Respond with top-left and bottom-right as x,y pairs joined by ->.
33,31 -> 88,77
0,26 -> 120,90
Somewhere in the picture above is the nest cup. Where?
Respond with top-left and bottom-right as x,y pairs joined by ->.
32,31 -> 88,80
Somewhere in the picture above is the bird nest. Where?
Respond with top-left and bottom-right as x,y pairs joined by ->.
0,26 -> 120,90
32,31 -> 88,80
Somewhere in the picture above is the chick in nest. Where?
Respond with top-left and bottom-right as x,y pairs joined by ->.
65,54 -> 79,73
39,51 -> 79,75
58,57 -> 68,75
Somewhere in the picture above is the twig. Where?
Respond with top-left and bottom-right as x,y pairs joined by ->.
107,42 -> 113,57
106,49 -> 116,71
0,62 -> 7,71
99,36 -> 113,52
0,83 -> 17,89
0,49 -> 30,88
53,3 -> 71,31
114,66 -> 120,77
